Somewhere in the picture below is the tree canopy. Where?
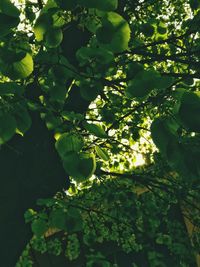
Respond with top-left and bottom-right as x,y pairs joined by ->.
0,0 -> 200,266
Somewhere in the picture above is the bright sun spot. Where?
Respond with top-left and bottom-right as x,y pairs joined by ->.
134,153 -> 145,167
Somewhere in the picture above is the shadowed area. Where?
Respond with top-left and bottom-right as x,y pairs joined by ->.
0,112 -> 69,267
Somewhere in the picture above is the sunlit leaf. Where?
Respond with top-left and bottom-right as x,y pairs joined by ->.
11,53 -> 34,79
34,13 -> 52,42
95,146 -> 109,161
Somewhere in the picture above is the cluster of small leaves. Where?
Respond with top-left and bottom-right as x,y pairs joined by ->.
16,244 -> 33,267
65,233 -> 80,260
19,177 -> 198,266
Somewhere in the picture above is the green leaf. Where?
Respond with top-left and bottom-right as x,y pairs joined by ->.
0,82 -> 24,96
34,13 -> 52,42
49,65 -> 73,83
157,22 -> 167,35
78,0 -> 118,11
141,23 -> 155,37
0,114 -> 16,144
126,78 -> 151,98
0,13 -> 19,37
55,132 -> 84,158
49,209 -> 67,230
0,0 -> 20,17
97,12 -> 131,53
95,146 -> 109,161
80,85 -> 100,101
155,76 -> 175,90
61,111 -> 84,122
12,53 -> 34,79
45,27 -> 63,48
78,80 -> 103,102
65,207 -> 83,233
83,122 -> 107,138
44,113 -> 62,130
24,209 -> 37,223
14,105 -> 32,135
31,218 -> 48,237
126,63 -> 144,79
76,47 -> 114,65
178,91 -> 200,132
3,53 -> 34,80
150,117 -> 178,155
63,152 -> 96,181
52,211 -> 83,234
50,84 -> 67,102
125,69 -> 160,98
78,153 -> 96,179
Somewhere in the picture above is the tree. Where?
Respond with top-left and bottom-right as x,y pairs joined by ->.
0,0 -> 199,266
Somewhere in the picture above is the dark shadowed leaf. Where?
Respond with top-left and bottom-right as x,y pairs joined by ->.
150,117 -> 178,155
0,13 -> 19,37
31,218 -> 48,237
0,82 -> 24,95
0,114 -> 16,144
14,106 -> 32,135
178,91 -> 200,132
0,0 -> 20,17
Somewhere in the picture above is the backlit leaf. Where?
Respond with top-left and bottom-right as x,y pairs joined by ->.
95,146 -> 109,161
55,132 -> 84,158
83,122 -> 107,138
150,117 -> 178,155
63,152 -> 96,181
97,12 -> 131,53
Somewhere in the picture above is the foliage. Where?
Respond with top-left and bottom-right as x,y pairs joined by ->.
0,0 -> 199,266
